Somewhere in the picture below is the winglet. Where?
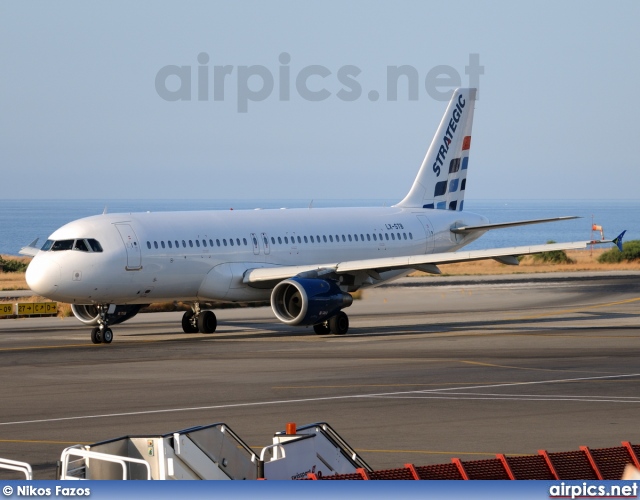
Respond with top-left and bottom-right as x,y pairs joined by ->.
612,230 -> 626,252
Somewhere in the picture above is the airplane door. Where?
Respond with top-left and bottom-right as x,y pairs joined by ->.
114,223 -> 142,270
261,232 -> 271,255
416,215 -> 435,254
250,233 -> 260,255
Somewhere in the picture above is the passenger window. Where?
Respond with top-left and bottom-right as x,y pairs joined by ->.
189,240 -> 193,248
209,239 -> 213,247
409,233 -> 413,239
296,236 -> 301,244
367,234 -> 371,241
284,236 -> 289,244
271,237 -> 275,244
348,235 -> 353,242
353,234 -> 358,241
323,235 -> 327,242
310,235 -> 314,243
147,241 -> 151,249
168,241 -> 173,248
329,235 -> 333,242
216,239 -> 221,246
202,240 -> 207,247
360,234 -> 364,241
342,235 -> 346,242
223,239 -> 227,246
229,239 -> 234,246
74,239 -> 89,252
195,240 -> 200,247
237,238 -> 241,246
52,240 -> 74,251
161,241 -> 166,248
182,240 -> 186,248
304,236 -> 308,243
391,233 -> 395,240
154,241 -> 158,249
278,236 -> 282,244
243,238 -> 248,246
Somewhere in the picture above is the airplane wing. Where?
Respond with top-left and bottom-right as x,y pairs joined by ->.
19,238 -> 40,257
243,233 -> 624,285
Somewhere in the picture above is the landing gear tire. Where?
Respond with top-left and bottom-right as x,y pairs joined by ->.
329,311 -> 349,335
182,310 -> 200,333
90,327 -> 102,344
197,310 -> 217,334
102,328 -> 113,344
313,322 -> 331,335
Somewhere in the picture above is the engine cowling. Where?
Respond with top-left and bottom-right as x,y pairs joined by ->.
71,304 -> 143,326
270,278 -> 353,326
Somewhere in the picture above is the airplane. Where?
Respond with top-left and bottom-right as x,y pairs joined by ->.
20,88 -> 624,344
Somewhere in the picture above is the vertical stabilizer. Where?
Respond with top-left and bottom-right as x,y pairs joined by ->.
395,88 -> 476,210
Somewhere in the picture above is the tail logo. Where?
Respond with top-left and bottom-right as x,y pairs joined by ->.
432,93 -> 466,177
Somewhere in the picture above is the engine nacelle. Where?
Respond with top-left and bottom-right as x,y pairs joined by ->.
270,278 -> 353,326
71,304 -> 143,326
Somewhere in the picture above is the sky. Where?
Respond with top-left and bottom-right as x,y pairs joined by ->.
1,1 -> 639,201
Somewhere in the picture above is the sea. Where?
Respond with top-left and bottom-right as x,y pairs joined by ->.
0,199 -> 637,257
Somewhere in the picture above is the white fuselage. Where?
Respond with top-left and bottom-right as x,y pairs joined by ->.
26,206 -> 488,305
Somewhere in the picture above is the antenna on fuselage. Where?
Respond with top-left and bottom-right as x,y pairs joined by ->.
309,200 -> 314,209
102,206 -> 108,215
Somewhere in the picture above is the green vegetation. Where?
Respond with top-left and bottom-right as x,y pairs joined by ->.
531,241 -> 575,264
598,240 -> 640,264
0,256 -> 28,273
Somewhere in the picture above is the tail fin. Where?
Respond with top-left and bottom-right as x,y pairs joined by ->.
395,88 -> 477,210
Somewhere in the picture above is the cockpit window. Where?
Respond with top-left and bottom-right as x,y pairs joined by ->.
51,240 -> 74,251
87,239 -> 103,252
43,238 -> 103,252
73,239 -> 90,252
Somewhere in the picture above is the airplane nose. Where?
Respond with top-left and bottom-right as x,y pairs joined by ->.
26,257 -> 60,297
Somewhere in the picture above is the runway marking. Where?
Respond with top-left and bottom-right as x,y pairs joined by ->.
372,395 -> 640,403
0,439 -> 91,445
513,296 -> 640,320
0,373 -> 638,427
459,360 -> 618,374
353,448 -> 529,457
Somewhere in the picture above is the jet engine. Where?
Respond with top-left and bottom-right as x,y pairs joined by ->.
71,304 -> 143,326
270,278 -> 353,326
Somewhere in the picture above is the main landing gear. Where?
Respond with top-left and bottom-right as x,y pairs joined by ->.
90,304 -> 113,345
182,303 -> 217,334
313,311 -> 349,335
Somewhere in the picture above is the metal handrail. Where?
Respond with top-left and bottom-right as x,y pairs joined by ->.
260,444 -> 286,462
60,446 -> 152,480
0,458 -> 33,480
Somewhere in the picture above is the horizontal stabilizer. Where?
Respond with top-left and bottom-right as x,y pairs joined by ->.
451,216 -> 580,234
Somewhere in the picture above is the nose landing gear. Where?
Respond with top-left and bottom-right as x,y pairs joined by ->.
90,305 -> 114,344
